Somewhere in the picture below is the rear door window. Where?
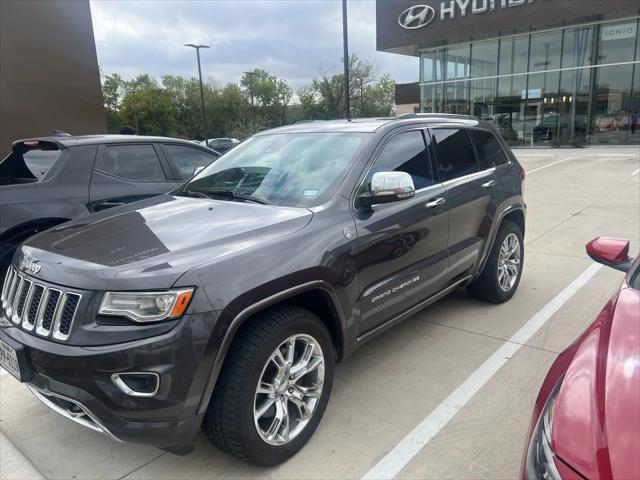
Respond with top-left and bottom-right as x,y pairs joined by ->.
470,130 -> 509,170
95,144 -> 166,182
162,144 -> 218,180
431,129 -> 479,181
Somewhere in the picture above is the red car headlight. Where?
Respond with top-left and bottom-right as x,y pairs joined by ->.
526,378 -> 563,480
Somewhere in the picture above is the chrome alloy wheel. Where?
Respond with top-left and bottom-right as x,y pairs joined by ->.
498,233 -> 521,292
254,334 -> 325,446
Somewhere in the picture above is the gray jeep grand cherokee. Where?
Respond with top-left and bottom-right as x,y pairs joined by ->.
0,115 -> 525,465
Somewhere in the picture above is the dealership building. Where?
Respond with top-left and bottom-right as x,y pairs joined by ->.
377,0 -> 640,146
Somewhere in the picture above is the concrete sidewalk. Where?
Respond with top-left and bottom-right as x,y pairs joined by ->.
1,431 -> 45,480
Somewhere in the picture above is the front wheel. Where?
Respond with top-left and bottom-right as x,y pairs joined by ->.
203,305 -> 334,466
468,220 -> 524,303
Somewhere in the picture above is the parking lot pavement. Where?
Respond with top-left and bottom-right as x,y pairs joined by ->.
1,147 -> 638,479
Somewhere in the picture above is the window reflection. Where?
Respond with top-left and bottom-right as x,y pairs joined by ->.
592,65 -> 634,145
562,26 -> 594,69
471,40 -> 499,79
496,75 -> 527,146
419,19 -> 639,146
499,36 -> 530,76
529,30 -> 563,72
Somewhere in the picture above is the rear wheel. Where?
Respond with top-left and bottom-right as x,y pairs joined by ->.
203,305 -> 334,466
468,220 -> 524,303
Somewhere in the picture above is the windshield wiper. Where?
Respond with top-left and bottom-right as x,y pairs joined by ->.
173,190 -> 210,199
205,189 -> 272,205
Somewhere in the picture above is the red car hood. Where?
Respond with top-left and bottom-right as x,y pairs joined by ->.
552,286 -> 640,480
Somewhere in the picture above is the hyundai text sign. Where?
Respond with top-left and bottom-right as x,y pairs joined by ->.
398,0 -> 535,30
377,0 -> 640,54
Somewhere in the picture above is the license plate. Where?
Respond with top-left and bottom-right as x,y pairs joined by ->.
0,339 -> 22,381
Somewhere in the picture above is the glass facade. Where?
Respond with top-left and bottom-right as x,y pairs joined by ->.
420,18 -> 640,146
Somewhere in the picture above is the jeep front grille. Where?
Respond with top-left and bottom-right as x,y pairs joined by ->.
1,266 -> 82,341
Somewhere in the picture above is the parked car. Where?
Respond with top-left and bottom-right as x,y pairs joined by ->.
0,114 -> 526,465
0,135 -> 220,274
206,137 -> 240,153
532,115 -> 586,142
522,237 -> 639,480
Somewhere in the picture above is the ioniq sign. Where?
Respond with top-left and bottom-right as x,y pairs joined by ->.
398,0 -> 535,30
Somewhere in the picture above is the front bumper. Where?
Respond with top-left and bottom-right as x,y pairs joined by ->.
0,309 -> 219,453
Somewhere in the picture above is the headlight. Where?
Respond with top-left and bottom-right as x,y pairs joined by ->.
526,378 -> 563,480
99,289 -> 194,323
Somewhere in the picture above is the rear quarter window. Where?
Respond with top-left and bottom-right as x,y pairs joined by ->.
0,146 -> 63,183
470,130 -> 509,169
23,150 -> 62,179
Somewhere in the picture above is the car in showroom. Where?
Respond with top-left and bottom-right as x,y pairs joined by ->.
0,135 -> 220,274
522,237 -> 639,480
0,114 -> 526,465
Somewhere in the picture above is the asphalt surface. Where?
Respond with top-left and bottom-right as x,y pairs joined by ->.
1,146 -> 639,480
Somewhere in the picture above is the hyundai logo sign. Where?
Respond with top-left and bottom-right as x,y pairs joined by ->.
398,5 -> 436,30
398,0 -> 536,30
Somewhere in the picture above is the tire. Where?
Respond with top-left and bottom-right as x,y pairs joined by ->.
203,305 -> 334,466
468,220 -> 524,303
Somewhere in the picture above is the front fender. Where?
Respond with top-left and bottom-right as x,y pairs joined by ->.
195,279 -> 347,415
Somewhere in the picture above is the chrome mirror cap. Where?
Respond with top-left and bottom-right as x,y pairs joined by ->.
358,171 -> 415,208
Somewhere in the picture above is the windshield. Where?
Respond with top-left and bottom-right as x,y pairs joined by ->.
183,132 -> 369,207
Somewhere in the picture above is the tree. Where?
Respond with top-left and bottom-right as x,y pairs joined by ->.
241,69 -> 293,129
298,54 -> 386,120
99,58 -> 396,138
102,73 -> 124,133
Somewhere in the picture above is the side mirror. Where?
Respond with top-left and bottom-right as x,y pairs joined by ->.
358,171 -> 415,208
193,166 -> 205,177
586,237 -> 634,272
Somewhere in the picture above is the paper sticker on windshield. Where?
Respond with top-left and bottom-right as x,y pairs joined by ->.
302,189 -> 320,197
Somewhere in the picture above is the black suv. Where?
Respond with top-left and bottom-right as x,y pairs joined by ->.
0,115 -> 525,465
0,135 -> 220,273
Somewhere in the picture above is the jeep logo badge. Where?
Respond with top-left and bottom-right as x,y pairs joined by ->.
21,256 -> 42,275
398,5 -> 436,30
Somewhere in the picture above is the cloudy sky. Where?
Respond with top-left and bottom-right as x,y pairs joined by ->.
89,0 -> 417,90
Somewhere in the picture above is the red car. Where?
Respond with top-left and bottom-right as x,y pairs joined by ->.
522,237 -> 640,480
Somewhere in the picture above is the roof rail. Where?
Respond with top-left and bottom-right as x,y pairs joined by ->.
396,113 -> 478,121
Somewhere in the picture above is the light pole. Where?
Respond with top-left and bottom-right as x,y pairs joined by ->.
342,0 -> 351,121
131,86 -> 140,133
185,43 -> 210,140
244,71 -> 256,133
360,78 -> 364,117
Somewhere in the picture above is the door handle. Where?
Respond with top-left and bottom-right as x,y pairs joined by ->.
425,197 -> 446,208
482,180 -> 497,188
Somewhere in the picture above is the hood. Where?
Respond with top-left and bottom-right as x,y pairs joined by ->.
552,286 -> 640,480
18,194 -> 312,290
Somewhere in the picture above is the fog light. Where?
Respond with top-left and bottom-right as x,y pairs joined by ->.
111,372 -> 160,397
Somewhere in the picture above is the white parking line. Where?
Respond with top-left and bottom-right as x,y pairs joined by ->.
362,263 -> 602,480
632,168 -> 640,177
525,156 -> 574,175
